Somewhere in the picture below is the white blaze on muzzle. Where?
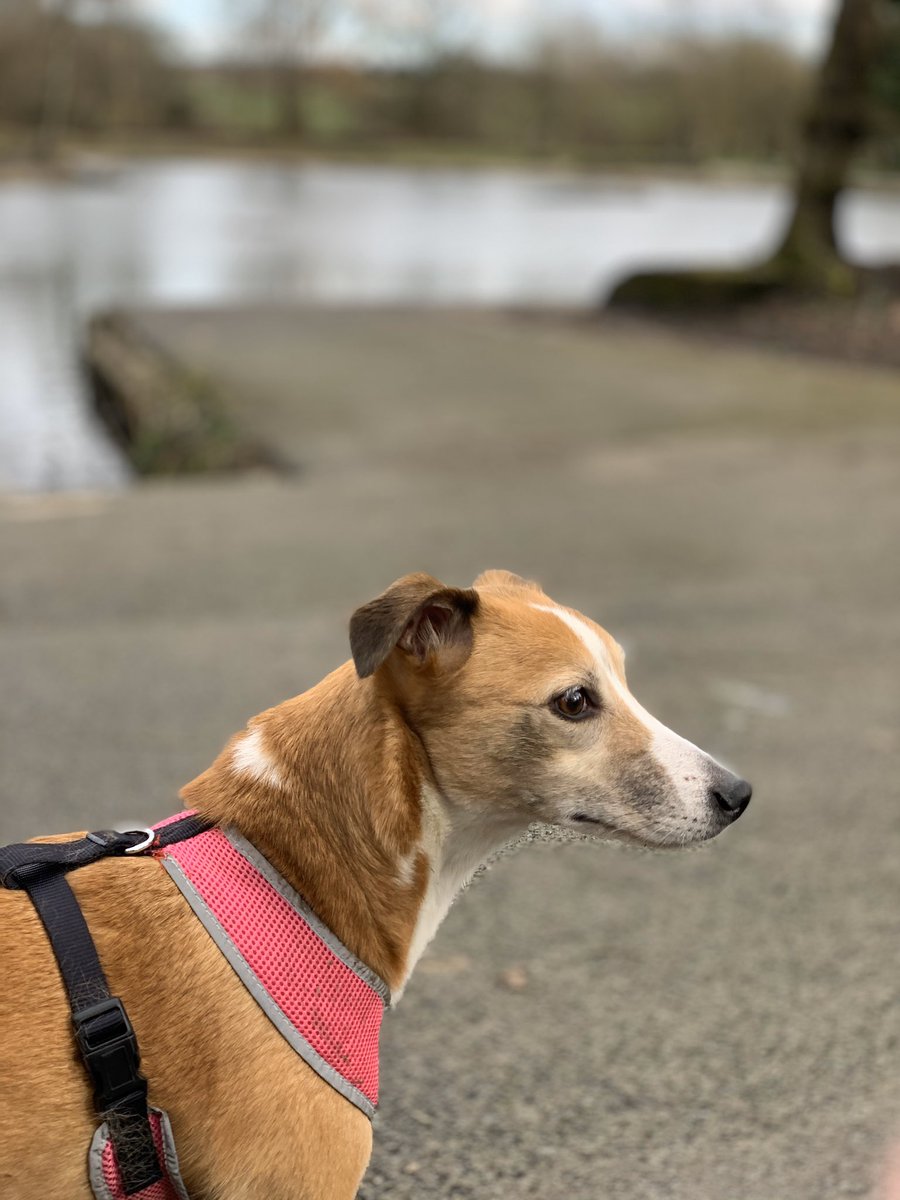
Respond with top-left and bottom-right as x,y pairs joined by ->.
532,604 -> 717,810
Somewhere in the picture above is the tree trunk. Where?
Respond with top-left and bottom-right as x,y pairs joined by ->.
273,61 -> 303,139
775,0 -> 878,287
33,1 -> 78,160
608,0 -> 887,308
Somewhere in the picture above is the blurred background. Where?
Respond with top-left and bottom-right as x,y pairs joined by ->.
2,2 -> 900,1198
1,0 -> 899,489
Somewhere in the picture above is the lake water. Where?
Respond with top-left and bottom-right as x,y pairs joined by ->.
2,159 -> 899,491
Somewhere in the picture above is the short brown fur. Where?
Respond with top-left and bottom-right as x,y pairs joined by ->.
0,570 -> 742,1198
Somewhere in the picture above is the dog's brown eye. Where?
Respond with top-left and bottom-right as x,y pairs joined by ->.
553,687 -> 591,720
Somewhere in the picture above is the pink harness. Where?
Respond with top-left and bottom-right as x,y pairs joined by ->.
89,814 -> 389,1200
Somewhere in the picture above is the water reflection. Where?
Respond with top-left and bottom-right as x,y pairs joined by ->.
1,160 -> 898,491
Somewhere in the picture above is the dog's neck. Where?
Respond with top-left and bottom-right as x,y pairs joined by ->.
181,662 -> 521,995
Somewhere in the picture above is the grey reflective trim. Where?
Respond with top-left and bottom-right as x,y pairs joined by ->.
156,1109 -> 191,1200
222,827 -> 391,1007
161,855 -> 377,1119
88,1109 -> 191,1200
88,1127 -> 113,1200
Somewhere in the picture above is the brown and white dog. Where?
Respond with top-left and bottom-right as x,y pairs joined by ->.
0,570 -> 750,1200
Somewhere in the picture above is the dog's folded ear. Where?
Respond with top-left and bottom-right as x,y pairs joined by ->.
350,573 -> 479,679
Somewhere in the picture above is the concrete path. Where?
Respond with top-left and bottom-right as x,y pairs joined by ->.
3,310 -> 900,1198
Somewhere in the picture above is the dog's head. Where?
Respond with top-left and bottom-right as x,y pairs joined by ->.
350,570 -> 750,848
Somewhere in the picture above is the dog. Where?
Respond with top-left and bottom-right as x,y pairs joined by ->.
0,570 -> 750,1199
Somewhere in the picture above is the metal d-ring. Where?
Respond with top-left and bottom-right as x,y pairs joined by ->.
123,827 -> 157,855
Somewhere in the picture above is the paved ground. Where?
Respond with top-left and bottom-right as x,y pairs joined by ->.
3,310 -> 900,1198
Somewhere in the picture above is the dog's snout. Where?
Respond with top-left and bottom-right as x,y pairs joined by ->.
711,774 -> 752,821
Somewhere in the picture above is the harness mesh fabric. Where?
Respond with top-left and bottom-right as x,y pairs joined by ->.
92,1110 -> 188,1200
158,825 -> 384,1113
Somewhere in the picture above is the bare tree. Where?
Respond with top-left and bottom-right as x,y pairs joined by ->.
610,0 -> 893,306
33,0 -> 79,158
235,0 -> 333,138
353,0 -> 471,65
774,0 -> 879,289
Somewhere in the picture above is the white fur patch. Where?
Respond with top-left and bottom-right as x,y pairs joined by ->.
533,603 -> 613,673
395,783 -> 520,999
232,727 -> 285,790
395,845 -> 420,888
532,603 -> 715,808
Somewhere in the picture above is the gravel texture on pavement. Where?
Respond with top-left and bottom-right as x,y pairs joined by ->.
3,310 -> 899,1199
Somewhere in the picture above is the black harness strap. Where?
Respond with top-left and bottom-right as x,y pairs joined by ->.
0,814 -> 211,890
29,864 -> 158,1195
0,813 -> 211,1197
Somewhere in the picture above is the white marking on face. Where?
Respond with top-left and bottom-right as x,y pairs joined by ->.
532,604 -> 717,813
232,727 -> 285,790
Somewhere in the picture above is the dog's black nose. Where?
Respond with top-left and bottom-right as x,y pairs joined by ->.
711,775 -> 752,820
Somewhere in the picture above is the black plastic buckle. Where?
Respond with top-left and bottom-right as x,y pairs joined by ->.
73,997 -> 148,1113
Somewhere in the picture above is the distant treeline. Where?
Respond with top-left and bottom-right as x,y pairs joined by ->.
194,41 -> 813,167
1,2 -> 899,170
